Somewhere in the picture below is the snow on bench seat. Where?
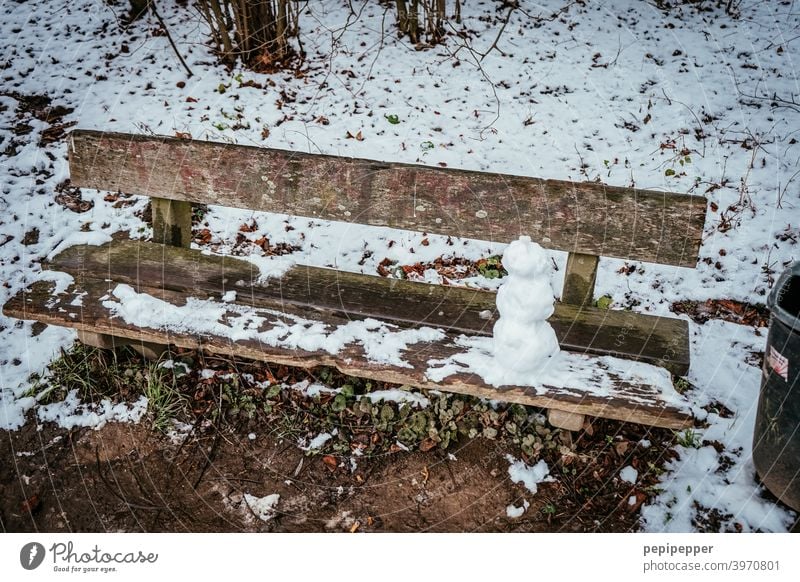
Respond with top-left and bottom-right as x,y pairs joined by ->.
42,240 -> 692,375
5,268 -> 693,431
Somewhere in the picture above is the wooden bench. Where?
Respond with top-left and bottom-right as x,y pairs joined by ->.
3,129 -> 706,431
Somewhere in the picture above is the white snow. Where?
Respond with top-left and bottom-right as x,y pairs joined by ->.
239,253 -> 296,283
36,391 -> 148,430
0,0 -> 797,531
506,499 -> 530,519
620,466 -> 639,484
641,320 -> 796,532
299,432 -> 333,452
243,493 -> 280,522
199,369 -> 217,380
102,283 -> 444,368
46,231 -> 112,261
221,290 -> 237,303
427,335 -> 684,409
506,455 -> 552,495
290,381 -> 340,398
35,271 -> 75,296
361,389 -> 430,408
492,236 -> 560,379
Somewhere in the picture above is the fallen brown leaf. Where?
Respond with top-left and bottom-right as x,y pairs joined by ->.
419,438 -> 437,452
21,494 -> 40,514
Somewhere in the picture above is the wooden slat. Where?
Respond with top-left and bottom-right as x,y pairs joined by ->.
3,280 -> 694,429
68,129 -> 706,266
49,240 -> 691,375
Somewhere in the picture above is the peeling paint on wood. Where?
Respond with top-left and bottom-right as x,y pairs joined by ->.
68,130 -> 706,266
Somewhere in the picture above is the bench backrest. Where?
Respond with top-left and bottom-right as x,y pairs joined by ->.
68,130 -> 706,305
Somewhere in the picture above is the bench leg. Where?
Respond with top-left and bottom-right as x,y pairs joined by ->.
547,408 -> 585,432
128,341 -> 169,361
77,330 -> 124,350
151,198 -> 193,248
77,330 -> 168,361
561,252 -> 599,308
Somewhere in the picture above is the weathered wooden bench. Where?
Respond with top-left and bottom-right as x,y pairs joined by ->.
4,130 -> 707,431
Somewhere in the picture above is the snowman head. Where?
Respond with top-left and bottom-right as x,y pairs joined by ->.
502,235 -> 550,278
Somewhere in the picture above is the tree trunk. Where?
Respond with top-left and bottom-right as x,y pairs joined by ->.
196,0 -> 302,70
127,0 -> 151,23
206,0 -> 235,63
408,0 -> 419,43
395,0 -> 408,35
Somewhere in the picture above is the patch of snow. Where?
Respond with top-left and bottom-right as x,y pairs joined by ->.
506,499 -> 530,518
243,493 -> 280,522
103,284 -> 444,369
221,290 -> 237,302
427,335 -> 684,409
620,466 -> 638,484
166,420 -> 194,445
240,253 -> 296,283
290,380 -> 339,398
641,321 -> 796,532
325,510 -> 355,530
361,389 -> 429,408
299,432 -> 333,452
506,455 -> 552,495
46,230 -> 112,261
69,291 -> 87,306
36,391 -> 148,430
34,270 -> 74,296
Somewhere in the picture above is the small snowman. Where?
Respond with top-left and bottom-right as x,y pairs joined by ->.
493,235 -> 560,377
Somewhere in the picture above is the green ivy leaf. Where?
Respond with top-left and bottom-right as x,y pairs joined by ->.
331,393 -> 348,412
385,114 -> 400,125
596,295 -> 613,309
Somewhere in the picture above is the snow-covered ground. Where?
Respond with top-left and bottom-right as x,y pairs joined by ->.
1,0 -> 798,531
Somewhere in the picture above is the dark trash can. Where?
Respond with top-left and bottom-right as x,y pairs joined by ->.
753,261 -> 800,512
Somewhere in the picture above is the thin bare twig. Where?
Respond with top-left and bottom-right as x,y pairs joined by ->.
151,0 -> 194,77
477,6 -> 515,61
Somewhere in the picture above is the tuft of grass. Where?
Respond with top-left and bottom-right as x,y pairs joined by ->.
31,344 -> 127,404
675,428 -> 702,449
141,361 -> 185,433
30,343 -> 187,432
674,377 -> 692,393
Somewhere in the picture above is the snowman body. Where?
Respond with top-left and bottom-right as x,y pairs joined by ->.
493,236 -> 560,375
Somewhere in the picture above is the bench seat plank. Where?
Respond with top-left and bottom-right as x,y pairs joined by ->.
48,241 -> 691,375
4,279 -> 693,430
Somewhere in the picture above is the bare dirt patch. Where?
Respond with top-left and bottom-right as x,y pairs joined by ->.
1,417 -> 673,532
